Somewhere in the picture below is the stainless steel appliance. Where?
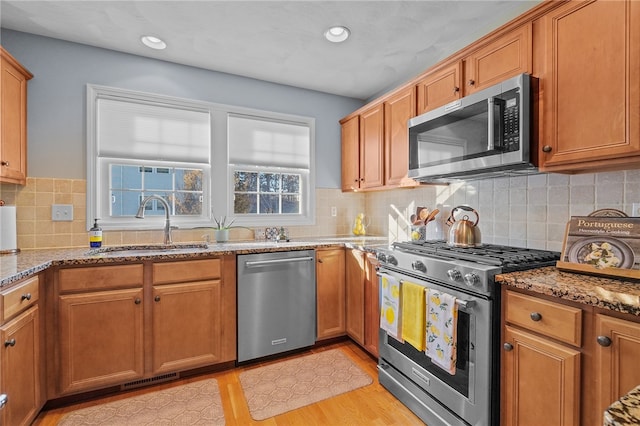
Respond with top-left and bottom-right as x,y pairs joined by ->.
376,241 -> 559,426
408,73 -> 538,182
237,250 -> 316,363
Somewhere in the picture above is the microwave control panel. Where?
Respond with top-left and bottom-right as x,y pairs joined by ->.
502,93 -> 520,151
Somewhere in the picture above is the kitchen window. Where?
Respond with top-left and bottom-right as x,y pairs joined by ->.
87,85 -> 315,230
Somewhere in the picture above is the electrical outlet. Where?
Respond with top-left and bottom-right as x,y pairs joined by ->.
52,204 -> 74,221
632,203 -> 640,217
331,206 -> 337,217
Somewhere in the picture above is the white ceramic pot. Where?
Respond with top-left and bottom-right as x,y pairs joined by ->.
214,229 -> 229,243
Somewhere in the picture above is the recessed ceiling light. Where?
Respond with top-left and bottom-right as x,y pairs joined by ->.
141,35 -> 167,50
324,26 -> 350,43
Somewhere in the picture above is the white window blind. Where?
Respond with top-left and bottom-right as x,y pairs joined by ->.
228,115 -> 310,169
97,98 -> 211,163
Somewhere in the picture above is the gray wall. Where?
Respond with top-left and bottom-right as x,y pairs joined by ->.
1,29 -> 364,188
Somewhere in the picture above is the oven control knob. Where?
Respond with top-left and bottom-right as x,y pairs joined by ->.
463,272 -> 479,287
447,269 -> 462,281
376,252 -> 387,263
386,255 -> 398,266
411,260 -> 427,273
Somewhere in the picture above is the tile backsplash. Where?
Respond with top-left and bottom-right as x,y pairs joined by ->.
1,170 -> 639,251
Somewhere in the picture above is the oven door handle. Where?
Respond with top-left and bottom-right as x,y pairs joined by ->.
377,271 -> 476,310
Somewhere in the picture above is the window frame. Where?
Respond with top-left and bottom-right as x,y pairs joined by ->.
87,85 -> 316,231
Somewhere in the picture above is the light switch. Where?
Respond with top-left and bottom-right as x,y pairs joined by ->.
52,204 -> 74,221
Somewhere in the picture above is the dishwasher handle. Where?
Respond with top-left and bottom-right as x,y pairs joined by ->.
245,256 -> 314,268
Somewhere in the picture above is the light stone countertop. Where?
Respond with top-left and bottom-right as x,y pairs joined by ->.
0,237 -> 391,287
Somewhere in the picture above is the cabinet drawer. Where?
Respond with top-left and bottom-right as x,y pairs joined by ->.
153,258 -> 221,285
504,290 -> 582,346
1,275 -> 39,322
58,264 -> 144,293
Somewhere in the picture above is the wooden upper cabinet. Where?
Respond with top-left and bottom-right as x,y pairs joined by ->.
463,22 -> 532,94
341,115 -> 360,191
416,61 -> 462,115
539,0 -> 640,172
0,47 -> 33,185
384,86 -> 417,187
359,104 -> 385,189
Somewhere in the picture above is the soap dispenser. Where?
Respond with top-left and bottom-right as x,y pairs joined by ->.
89,218 -> 103,248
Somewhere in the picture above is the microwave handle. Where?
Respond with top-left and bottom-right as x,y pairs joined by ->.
487,97 -> 506,151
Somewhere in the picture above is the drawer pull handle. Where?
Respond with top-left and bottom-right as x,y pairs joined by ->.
0,161 -> 9,166
503,342 -> 514,351
597,335 -> 612,347
21,293 -> 32,301
0,394 -> 7,408
4,339 -> 15,348
530,312 -> 542,322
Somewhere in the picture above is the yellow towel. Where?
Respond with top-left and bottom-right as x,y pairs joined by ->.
401,281 -> 426,351
426,289 -> 458,375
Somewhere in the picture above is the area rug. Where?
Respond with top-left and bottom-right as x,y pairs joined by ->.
239,349 -> 373,421
57,379 -> 225,425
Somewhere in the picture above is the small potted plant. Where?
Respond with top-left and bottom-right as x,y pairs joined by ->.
211,216 -> 243,243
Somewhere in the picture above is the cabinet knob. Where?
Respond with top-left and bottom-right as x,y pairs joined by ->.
468,79 -> 475,86
0,161 -> 9,166
354,179 -> 359,183
134,298 -> 142,305
21,293 -> 31,301
154,295 -> 161,302
542,145 -> 552,153
0,394 -> 7,408
318,259 -> 323,263
597,335 -> 612,347
530,312 -> 542,322
453,86 -> 460,93
4,339 -> 15,348
503,342 -> 514,351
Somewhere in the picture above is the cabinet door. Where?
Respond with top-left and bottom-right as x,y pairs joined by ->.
540,0 -> 640,171
416,61 -> 462,115
359,104 -> 385,189
464,22 -> 532,94
0,306 -> 40,426
502,326 -> 580,426
316,249 -> 346,340
58,288 -> 144,395
152,280 -> 222,374
341,115 -> 360,191
345,249 -> 365,345
384,87 -> 417,187
363,253 -> 380,358
595,314 -> 640,420
0,51 -> 31,185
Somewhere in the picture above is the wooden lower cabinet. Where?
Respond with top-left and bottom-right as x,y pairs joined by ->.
316,248 -> 346,340
53,257 -> 236,398
0,306 -> 41,426
594,313 -> 640,423
345,249 -> 380,358
502,325 -> 581,426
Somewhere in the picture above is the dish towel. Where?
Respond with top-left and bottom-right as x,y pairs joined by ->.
401,281 -> 426,351
426,289 -> 458,374
380,275 -> 402,341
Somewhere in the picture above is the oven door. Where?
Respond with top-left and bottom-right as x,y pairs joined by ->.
377,268 -> 496,426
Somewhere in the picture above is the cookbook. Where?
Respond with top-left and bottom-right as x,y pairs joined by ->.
557,216 -> 640,279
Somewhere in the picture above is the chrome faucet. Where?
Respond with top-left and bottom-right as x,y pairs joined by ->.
135,195 -> 173,245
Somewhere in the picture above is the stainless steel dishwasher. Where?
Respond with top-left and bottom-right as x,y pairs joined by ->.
237,250 -> 316,362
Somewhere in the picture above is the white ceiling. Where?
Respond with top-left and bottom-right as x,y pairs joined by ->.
0,0 -> 542,100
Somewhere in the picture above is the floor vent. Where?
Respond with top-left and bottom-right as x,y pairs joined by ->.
121,372 -> 179,391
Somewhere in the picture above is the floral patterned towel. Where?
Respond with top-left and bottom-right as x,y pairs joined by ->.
380,275 -> 402,341
426,289 -> 458,374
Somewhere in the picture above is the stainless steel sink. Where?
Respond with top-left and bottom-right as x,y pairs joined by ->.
88,242 -> 209,255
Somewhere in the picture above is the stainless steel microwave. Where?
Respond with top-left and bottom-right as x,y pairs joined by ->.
408,73 -> 537,182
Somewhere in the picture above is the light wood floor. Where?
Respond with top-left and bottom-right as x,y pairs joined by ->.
33,340 -> 425,425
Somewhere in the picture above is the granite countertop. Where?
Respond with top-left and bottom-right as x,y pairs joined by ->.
604,385 -> 640,426
496,266 -> 640,316
0,237 -> 390,287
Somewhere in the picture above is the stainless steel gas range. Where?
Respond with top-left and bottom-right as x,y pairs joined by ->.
375,240 -> 559,426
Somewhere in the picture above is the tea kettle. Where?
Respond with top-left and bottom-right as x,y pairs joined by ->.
446,206 -> 481,247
